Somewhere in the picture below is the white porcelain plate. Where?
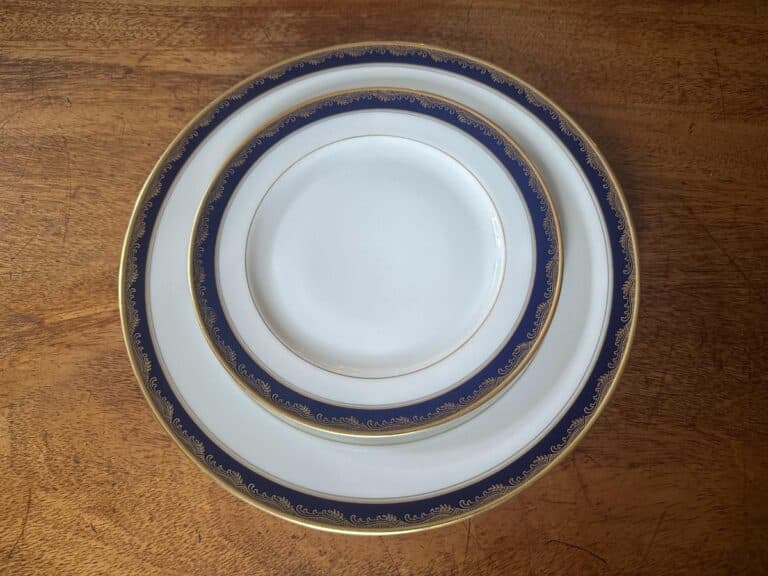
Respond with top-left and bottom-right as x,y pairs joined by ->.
190,89 -> 561,439
120,43 -> 638,534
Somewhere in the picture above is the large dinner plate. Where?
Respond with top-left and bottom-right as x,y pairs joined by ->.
120,42 -> 639,534
190,88 -> 562,440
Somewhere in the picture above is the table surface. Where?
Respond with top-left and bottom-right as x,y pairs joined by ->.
1,1 -> 766,574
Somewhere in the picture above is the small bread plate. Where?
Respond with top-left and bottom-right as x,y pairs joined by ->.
190,88 -> 562,441
119,42 -> 638,534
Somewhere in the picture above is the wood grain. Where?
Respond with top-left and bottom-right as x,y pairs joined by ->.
1,1 -> 766,574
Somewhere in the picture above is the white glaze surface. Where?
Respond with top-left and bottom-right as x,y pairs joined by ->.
247,134 -> 504,379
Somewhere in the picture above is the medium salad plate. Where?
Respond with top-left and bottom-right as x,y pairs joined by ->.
120,42 -> 638,534
190,88 -> 561,439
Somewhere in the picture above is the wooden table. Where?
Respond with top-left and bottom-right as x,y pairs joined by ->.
1,2 -> 766,574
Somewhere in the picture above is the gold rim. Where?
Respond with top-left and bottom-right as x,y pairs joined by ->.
119,41 -> 639,535
187,87 -> 563,440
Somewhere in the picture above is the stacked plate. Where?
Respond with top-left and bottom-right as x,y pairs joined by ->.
120,42 -> 639,534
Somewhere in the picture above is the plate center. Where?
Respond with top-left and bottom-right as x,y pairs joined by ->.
245,135 -> 505,379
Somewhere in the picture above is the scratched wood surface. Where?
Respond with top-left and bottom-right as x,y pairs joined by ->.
1,1 -> 767,574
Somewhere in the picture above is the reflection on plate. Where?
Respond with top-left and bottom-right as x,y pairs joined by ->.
190,88 -> 561,439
